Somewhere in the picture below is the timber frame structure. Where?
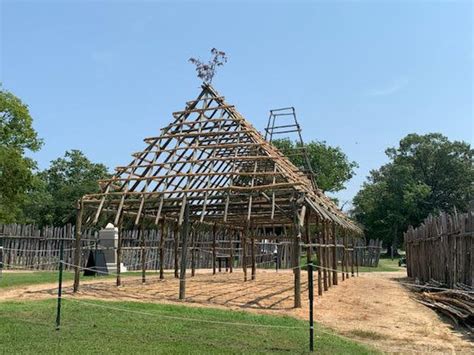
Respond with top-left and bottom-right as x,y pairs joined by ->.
73,83 -> 362,307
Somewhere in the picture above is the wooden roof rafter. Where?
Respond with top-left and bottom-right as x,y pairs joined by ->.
83,83 -> 362,233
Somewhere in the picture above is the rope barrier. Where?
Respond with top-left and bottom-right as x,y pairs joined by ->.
63,297 -> 306,330
1,260 -> 60,270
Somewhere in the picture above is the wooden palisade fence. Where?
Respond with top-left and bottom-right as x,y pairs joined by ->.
0,224 -> 381,272
404,210 -> 473,287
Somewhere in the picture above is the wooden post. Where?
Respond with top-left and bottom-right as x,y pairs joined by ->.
293,210 -> 303,308
73,199 -> 83,293
140,226 -> 146,283
159,220 -> 165,279
242,227 -> 248,282
191,226 -> 196,277
229,229 -> 234,273
322,222 -> 328,291
344,232 -> 349,279
317,232 -> 323,296
306,209 -> 312,264
341,229 -> 345,282
174,223 -> 179,278
251,234 -> 256,281
351,236 -> 355,277
116,219 -> 123,287
179,204 -> 190,300
212,223 -> 217,275
332,223 -> 338,286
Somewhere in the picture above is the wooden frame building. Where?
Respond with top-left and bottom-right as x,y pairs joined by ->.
73,83 -> 362,306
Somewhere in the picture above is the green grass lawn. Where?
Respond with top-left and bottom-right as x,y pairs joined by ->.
0,271 -> 161,289
356,257 -> 402,273
0,299 -> 378,354
300,256 -> 403,273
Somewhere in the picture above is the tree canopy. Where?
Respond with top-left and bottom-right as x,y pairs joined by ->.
271,139 -> 358,194
0,87 -> 42,223
352,133 -> 473,250
23,150 -> 109,226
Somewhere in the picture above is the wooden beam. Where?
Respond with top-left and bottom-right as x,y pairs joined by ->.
179,204 -> 190,300
73,199 -> 83,293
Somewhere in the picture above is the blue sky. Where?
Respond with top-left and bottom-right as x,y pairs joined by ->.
1,0 -> 472,209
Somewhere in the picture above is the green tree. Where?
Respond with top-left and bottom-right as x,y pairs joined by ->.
0,87 -> 43,223
353,133 -> 473,253
23,150 -> 109,226
272,139 -> 358,193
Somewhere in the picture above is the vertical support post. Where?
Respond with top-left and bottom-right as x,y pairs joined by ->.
212,223 -> 217,275
191,226 -> 196,277
306,209 -> 312,264
174,223 -> 179,278
242,227 -> 248,282
344,232 -> 349,279
317,232 -> 323,296
341,229 -> 345,282
73,199 -> 83,293
293,204 -> 304,309
179,204 -> 190,300
116,219 -> 123,287
140,226 -> 146,283
251,234 -> 256,281
332,223 -> 338,286
356,239 -> 359,276
323,222 -> 329,290
55,238 -> 64,330
351,236 -> 355,277
159,220 -> 165,279
308,262 -> 314,352
229,229 -> 234,273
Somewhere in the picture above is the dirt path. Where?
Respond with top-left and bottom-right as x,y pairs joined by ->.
1,270 -> 472,353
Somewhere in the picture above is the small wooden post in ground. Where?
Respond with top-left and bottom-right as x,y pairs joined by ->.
159,220 -> 165,279
179,204 -> 190,300
73,199 -> 83,293
341,230 -> 345,281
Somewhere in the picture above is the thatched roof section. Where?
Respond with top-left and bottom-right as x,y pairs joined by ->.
82,84 -> 361,233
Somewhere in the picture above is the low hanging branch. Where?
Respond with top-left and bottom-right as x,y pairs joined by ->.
189,48 -> 228,84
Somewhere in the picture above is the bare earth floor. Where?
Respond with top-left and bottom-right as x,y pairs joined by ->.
1,269 -> 472,354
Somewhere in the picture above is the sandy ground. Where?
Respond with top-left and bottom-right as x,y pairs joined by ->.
1,269 -> 472,354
